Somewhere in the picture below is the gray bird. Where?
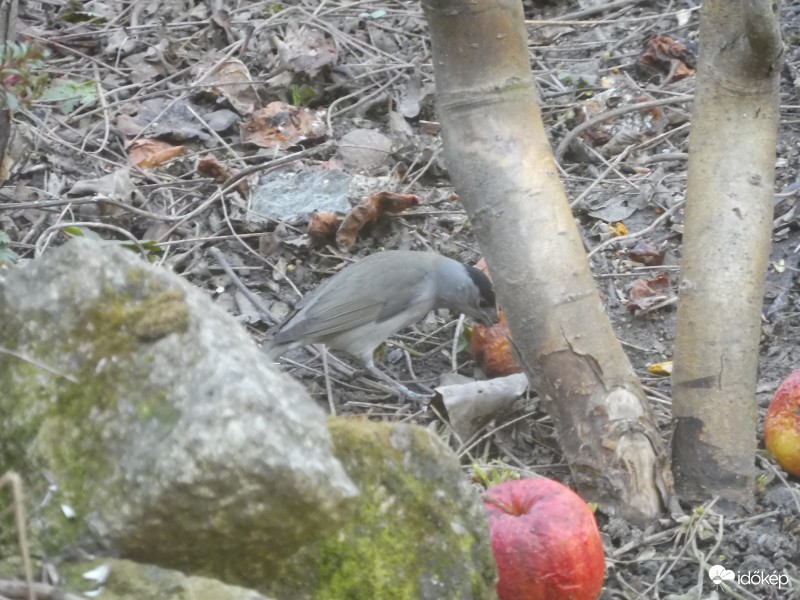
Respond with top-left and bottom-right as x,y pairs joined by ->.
263,250 -> 497,398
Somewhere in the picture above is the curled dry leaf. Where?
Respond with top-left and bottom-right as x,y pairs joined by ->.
128,139 -> 185,169
199,58 -> 258,115
609,222 -> 628,237
639,35 -> 696,84
628,238 -> 666,266
308,211 -> 341,248
197,155 -> 248,196
240,101 -> 327,150
470,312 -> 522,378
647,361 -> 672,376
336,191 -> 422,249
626,273 -> 672,314
434,373 -> 529,440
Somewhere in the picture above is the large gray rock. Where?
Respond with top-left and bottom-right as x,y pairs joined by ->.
60,558 -> 274,599
0,238 -> 358,584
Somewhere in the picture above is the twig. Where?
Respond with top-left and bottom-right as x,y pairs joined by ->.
0,473 -> 35,600
555,96 -> 693,162
208,246 -> 276,325
0,348 -> 78,383
0,579 -> 85,600
587,200 -> 685,259
34,222 -> 149,259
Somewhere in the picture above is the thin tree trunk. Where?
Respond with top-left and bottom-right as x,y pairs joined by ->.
0,0 -> 18,174
671,0 -> 782,510
422,0 -> 672,522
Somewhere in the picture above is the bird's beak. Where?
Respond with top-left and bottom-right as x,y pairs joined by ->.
477,307 -> 499,326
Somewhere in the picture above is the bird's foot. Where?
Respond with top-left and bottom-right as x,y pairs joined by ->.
363,365 -> 433,403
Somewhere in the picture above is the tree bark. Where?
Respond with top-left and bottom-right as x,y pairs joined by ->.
671,0 -> 782,511
422,0 -> 672,522
0,0 -> 18,176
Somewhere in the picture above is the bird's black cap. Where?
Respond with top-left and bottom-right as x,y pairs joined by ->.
465,265 -> 496,308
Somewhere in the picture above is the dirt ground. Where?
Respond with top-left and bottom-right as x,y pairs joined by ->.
2,0 -> 799,598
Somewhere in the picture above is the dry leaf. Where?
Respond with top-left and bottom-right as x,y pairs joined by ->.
610,222 -> 628,237
200,58 -> 258,115
626,273 -> 672,313
336,191 -> 422,249
240,101 -> 326,149
628,239 -> 666,266
647,361 -> 673,376
308,211 -> 341,248
639,35 -> 696,84
128,139 -> 185,169
197,155 -> 247,196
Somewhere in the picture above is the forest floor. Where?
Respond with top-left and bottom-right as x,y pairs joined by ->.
2,0 -> 799,598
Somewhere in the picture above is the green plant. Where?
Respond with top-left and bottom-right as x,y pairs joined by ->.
0,230 -> 18,265
472,461 -> 520,489
0,42 -> 48,110
291,84 -> 318,107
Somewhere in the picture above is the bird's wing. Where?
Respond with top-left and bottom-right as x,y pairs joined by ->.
272,265 -> 435,343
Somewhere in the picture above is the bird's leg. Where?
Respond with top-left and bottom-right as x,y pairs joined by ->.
317,345 -> 337,415
364,364 -> 433,402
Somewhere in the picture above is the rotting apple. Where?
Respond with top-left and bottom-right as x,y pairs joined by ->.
470,311 -> 522,377
765,370 -> 800,478
483,478 -> 605,600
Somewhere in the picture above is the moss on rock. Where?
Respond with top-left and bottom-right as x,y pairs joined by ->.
268,418 -> 497,600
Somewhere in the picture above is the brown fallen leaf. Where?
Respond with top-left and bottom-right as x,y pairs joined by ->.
200,58 -> 258,115
626,273 -> 672,314
336,191 -> 422,249
639,35 -> 696,84
308,211 -> 341,248
240,101 -> 326,150
628,239 -> 665,266
197,154 -> 235,180
128,139 -> 185,169
197,154 -> 248,197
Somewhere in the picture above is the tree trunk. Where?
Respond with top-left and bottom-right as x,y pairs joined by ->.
0,0 -> 18,174
671,0 -> 782,511
422,0 -> 672,522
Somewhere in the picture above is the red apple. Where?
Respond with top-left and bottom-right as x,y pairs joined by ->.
765,370 -> 800,477
483,478 -> 605,600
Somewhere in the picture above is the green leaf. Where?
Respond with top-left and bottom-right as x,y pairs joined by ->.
0,231 -> 18,264
63,226 -> 103,240
2,92 -> 19,111
60,11 -> 107,25
40,79 -> 97,113
291,84 -> 318,107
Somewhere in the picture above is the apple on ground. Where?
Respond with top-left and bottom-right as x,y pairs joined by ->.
765,369 -> 800,477
483,478 -> 605,600
470,311 -> 522,377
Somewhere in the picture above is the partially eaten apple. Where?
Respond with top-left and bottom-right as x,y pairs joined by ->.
765,370 -> 800,478
483,478 -> 605,600
470,311 -> 522,377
